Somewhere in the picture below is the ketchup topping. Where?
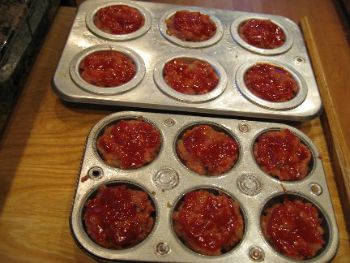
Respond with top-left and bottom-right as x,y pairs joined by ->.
173,190 -> 243,255
97,119 -> 161,169
244,63 -> 298,102
178,125 -> 239,175
79,50 -> 136,87
264,199 -> 325,259
84,185 -> 155,249
254,129 -> 312,181
163,58 -> 219,95
166,10 -> 217,42
94,5 -> 145,35
238,19 -> 286,49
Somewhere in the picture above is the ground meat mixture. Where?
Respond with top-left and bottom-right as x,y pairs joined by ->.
79,50 -> 136,87
177,125 -> 239,175
163,57 -> 219,95
173,189 -> 244,255
94,5 -> 145,35
165,10 -> 217,42
244,63 -> 299,102
83,184 -> 155,249
97,119 -> 161,169
261,198 -> 325,260
238,19 -> 286,49
253,129 -> 312,181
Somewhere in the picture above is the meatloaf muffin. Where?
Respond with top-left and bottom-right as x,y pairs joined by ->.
173,189 -> 244,255
97,119 -> 161,169
253,129 -> 312,181
261,198 -> 325,260
177,124 -> 239,175
83,184 -> 155,249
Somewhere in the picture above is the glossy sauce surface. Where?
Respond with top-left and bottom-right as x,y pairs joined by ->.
263,199 -> 325,259
244,63 -> 298,102
97,120 -> 161,169
173,190 -> 244,255
83,185 -> 155,249
254,129 -> 312,181
177,125 -> 239,175
94,5 -> 145,34
238,18 -> 286,49
166,10 -> 217,41
163,57 -> 219,95
79,50 -> 136,87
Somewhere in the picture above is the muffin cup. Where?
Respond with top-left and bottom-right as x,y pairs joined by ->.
69,44 -> 145,95
231,14 -> 293,55
85,1 -> 152,41
154,52 -> 227,103
235,60 -> 307,110
159,8 -> 224,48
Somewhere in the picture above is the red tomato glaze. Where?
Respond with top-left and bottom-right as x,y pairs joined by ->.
84,185 -> 155,249
163,58 -> 219,95
254,129 -> 312,181
173,190 -> 244,255
262,198 -> 325,259
79,50 -> 136,87
166,10 -> 217,41
239,19 -> 286,49
177,125 -> 239,175
97,119 -> 161,169
94,5 -> 145,34
244,63 -> 298,102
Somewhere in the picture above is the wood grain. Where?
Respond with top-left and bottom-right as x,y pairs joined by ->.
0,1 -> 349,262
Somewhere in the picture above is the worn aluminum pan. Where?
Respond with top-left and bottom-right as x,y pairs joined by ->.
53,0 -> 322,121
70,111 -> 338,263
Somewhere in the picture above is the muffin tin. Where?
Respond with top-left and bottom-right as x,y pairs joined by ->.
70,111 -> 338,262
54,0 -> 322,121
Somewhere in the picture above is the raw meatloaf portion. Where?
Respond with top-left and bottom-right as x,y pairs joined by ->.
177,124 -> 239,175
84,185 -> 155,249
238,19 -> 286,49
163,57 -> 219,95
253,129 -> 312,181
244,63 -> 299,102
173,189 -> 244,256
79,50 -> 136,87
166,10 -> 217,42
97,119 -> 161,169
261,198 -> 325,260
94,5 -> 145,34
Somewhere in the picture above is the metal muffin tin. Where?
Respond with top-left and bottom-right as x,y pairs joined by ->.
53,0 -> 322,121
70,111 -> 339,263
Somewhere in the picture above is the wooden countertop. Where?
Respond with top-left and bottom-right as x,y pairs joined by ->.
0,1 -> 349,262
